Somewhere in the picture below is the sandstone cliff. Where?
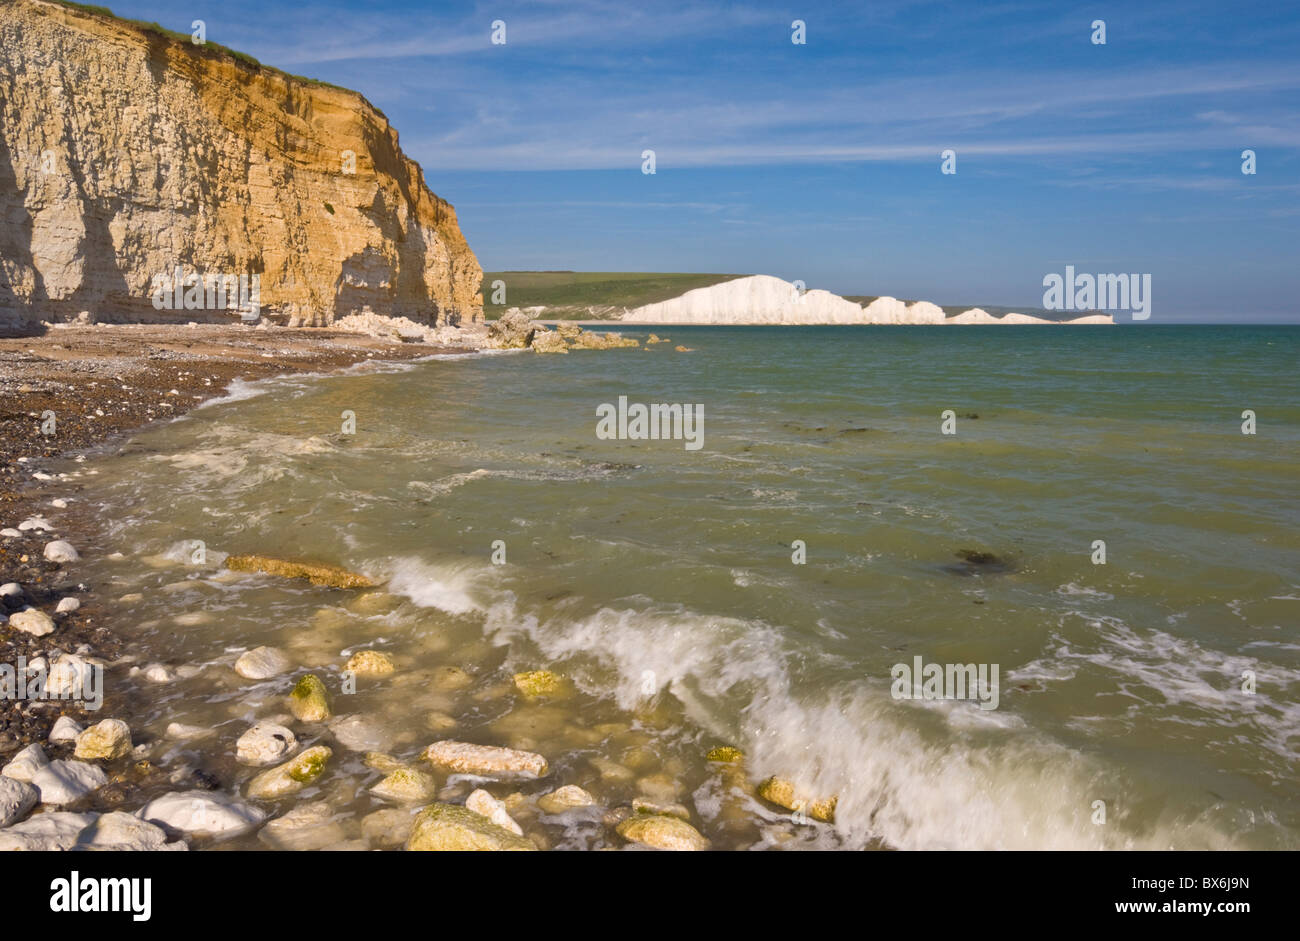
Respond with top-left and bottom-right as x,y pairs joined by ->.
621,275 -> 1114,325
0,0 -> 482,327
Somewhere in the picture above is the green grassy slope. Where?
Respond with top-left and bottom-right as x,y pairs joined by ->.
483,271 -> 745,319
485,275 -> 1093,321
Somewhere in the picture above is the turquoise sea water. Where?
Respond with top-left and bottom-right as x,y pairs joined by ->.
67,325 -> 1300,849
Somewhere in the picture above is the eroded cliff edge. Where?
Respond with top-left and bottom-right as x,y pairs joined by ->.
0,0 -> 483,327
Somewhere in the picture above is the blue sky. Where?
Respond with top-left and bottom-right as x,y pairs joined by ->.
103,1 -> 1300,321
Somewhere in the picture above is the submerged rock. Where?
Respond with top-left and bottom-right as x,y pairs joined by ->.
537,784 -> 596,814
512,670 -> 568,699
431,665 -> 473,690
235,646 -> 292,679
288,674 -> 332,721
705,745 -> 744,763
637,773 -> 682,804
345,649 -> 395,677
361,807 -> 418,847
370,767 -> 437,803
405,803 -> 536,851
348,591 -> 401,615
589,756 -> 634,784
137,790 -> 266,835
422,740 -> 548,778
632,798 -> 691,821
363,752 -> 407,774
245,746 -> 332,800
236,722 -> 298,766
424,711 -> 458,732
328,714 -> 391,752
944,548 -> 1017,576
756,776 -> 837,823
224,554 -> 377,589
166,722 -> 212,741
74,719 -> 133,760
465,788 -> 523,835
616,814 -> 709,851
259,802 -> 347,850
141,663 -> 176,683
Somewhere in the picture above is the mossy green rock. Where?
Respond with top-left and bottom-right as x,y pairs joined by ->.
289,674 -> 331,721
345,649 -> 395,677
224,554 -> 376,589
705,745 -> 744,763
371,767 -> 437,803
405,803 -> 537,851
512,670 -> 566,698
756,776 -> 837,823
246,746 -> 332,800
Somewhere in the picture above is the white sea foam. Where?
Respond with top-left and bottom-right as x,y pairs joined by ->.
386,559 -> 1259,849
191,378 -> 268,409
148,428 -> 339,485
383,557 -> 489,616
1011,614 -> 1300,765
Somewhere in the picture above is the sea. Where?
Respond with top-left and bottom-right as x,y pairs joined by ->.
62,324 -> 1300,849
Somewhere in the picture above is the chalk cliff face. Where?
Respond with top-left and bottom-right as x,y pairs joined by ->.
622,275 -> 1114,325
0,0 -> 482,326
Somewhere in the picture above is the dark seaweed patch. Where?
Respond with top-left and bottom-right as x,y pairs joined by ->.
942,548 -> 1017,576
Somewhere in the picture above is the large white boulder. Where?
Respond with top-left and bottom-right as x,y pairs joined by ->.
136,790 -> 267,835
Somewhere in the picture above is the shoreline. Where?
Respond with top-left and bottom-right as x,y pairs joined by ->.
0,323 -> 476,758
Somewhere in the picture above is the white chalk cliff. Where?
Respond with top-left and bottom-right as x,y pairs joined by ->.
621,275 -> 1114,325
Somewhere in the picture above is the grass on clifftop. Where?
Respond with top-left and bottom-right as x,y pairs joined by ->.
483,271 -> 745,319
53,1 -> 352,93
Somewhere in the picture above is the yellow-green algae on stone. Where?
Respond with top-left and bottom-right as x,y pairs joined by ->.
371,767 -> 437,803
246,746 -> 333,800
756,776 -> 837,823
512,670 -> 566,698
288,674 -> 331,722
616,814 -> 709,851
223,554 -> 376,589
405,803 -> 536,851
345,649 -> 395,677
705,745 -> 744,763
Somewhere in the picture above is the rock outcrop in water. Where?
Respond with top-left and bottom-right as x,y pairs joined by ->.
486,309 -> 640,352
621,275 -> 1114,325
0,0 -> 482,327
